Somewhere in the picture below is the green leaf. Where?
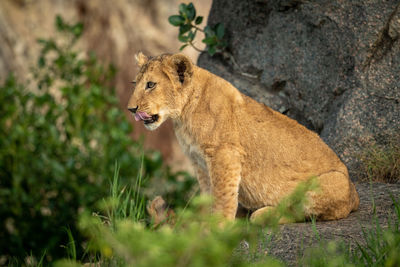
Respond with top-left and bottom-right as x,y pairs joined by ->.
188,31 -> 196,41
178,3 -> 187,16
72,23 -> 84,38
179,24 -> 192,35
207,45 -> 216,56
55,15 -> 65,31
178,35 -> 189,43
215,23 -> 225,39
204,26 -> 214,37
168,15 -> 185,26
179,44 -> 189,51
38,56 -> 46,68
37,38 -> 47,44
202,37 -> 216,45
186,3 -> 196,21
195,16 -> 203,25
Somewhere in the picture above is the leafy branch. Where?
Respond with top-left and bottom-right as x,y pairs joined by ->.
168,2 -> 227,56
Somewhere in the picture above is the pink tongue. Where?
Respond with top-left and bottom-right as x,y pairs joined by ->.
134,111 -> 151,121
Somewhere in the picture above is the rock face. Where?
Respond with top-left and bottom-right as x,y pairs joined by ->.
198,0 -> 400,180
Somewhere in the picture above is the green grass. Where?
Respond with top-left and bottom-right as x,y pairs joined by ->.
64,228 -> 77,261
353,196 -> 400,266
105,161 -> 147,226
359,137 -> 400,183
301,196 -> 400,267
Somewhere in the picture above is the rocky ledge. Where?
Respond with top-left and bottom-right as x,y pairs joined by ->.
264,182 -> 400,264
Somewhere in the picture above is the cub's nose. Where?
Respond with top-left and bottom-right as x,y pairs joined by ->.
128,106 -> 138,114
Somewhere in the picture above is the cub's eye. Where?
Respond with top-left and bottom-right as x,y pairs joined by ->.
146,81 -> 156,90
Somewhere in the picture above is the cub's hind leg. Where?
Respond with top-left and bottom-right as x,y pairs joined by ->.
308,171 -> 359,220
250,171 -> 359,224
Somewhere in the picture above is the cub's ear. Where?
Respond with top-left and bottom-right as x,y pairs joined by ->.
162,54 -> 193,87
135,51 -> 148,67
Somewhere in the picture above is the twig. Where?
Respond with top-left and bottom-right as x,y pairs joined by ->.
189,41 -> 205,53
191,24 -> 204,33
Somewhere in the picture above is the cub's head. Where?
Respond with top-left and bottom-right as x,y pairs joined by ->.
127,52 -> 193,130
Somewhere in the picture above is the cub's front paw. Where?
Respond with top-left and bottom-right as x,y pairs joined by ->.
147,196 -> 175,227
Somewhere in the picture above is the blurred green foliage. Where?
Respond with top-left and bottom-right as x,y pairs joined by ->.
63,191 -> 400,267
0,15 -> 194,264
55,170 -> 400,267
56,193 -> 283,267
54,169 -> 318,266
168,2 -> 227,56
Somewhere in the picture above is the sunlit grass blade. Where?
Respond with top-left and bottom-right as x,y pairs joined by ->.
64,227 -> 77,261
37,250 -> 47,267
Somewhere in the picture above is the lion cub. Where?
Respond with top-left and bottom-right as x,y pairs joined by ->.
127,52 -> 359,222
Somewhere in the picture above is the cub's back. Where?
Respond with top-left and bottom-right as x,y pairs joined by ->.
237,94 -> 346,179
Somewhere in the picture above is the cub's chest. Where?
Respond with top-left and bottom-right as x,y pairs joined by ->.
174,124 -> 207,171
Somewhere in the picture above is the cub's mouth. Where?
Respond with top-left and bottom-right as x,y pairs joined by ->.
144,114 -> 159,124
135,111 -> 159,124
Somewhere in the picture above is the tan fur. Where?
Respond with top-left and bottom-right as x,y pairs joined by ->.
128,53 -> 360,222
